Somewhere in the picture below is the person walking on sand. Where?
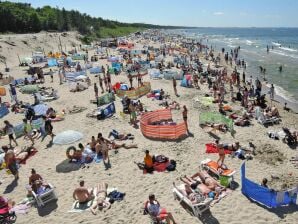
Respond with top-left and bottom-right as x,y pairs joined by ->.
172,77 -> 178,96
182,106 -> 188,132
98,75 -> 104,93
94,83 -> 99,98
23,119 -> 34,145
128,73 -> 133,88
3,120 -> 18,147
216,140 -> 225,165
9,84 -> 18,104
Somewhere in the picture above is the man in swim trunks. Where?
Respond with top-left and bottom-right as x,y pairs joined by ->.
73,180 -> 93,204
182,105 -> 188,132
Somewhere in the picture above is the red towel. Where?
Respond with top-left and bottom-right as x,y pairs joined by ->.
205,143 -> 232,154
153,161 -> 170,172
18,149 -> 38,165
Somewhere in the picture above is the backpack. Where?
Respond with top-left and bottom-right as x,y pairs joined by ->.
166,160 -> 176,171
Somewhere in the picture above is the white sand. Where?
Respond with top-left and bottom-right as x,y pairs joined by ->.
0,32 -> 297,224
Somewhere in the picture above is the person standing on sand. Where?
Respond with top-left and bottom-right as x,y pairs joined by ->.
94,83 -> 99,98
9,84 -> 18,104
98,75 -> 104,94
172,77 -> 178,96
128,73 -> 133,88
182,106 -> 188,132
270,84 -> 275,101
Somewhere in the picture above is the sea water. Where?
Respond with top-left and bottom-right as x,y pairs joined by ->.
174,28 -> 298,109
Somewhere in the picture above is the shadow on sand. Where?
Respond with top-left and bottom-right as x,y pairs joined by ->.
37,199 -> 58,217
56,159 -> 81,173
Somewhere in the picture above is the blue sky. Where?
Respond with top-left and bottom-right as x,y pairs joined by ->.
10,0 -> 298,27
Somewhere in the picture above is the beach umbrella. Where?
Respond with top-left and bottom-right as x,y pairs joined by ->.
33,104 -> 48,116
20,85 -> 39,94
53,130 -> 83,145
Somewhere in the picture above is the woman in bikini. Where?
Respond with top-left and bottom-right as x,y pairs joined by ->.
91,182 -> 110,215
182,105 -> 188,131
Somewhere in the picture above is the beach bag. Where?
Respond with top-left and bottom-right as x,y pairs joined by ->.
166,160 -> 176,171
154,155 -> 168,164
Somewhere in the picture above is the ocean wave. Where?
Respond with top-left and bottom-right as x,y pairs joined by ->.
272,42 -> 281,46
265,84 -> 297,103
271,50 -> 298,59
246,40 -> 253,45
279,47 -> 297,52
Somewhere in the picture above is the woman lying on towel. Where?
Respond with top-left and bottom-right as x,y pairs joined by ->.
13,146 -> 36,163
91,182 -> 111,215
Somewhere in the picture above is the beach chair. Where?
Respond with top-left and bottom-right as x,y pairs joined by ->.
173,184 -> 212,217
257,113 -> 280,126
201,159 -> 235,187
32,184 -> 57,207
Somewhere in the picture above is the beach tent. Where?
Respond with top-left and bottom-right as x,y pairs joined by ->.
0,104 -> 9,118
71,54 -> 86,60
163,69 -> 183,80
180,74 -> 192,87
33,104 -> 49,116
107,56 -> 119,62
20,57 -> 33,65
96,92 -> 115,106
140,109 -> 187,140
32,52 -> 45,63
89,67 -> 102,74
148,69 -> 162,79
47,58 -> 58,67
112,62 -> 121,72
0,86 -> 6,96
13,118 -> 43,138
20,85 -> 40,94
199,112 -> 234,133
241,162 -> 297,208
53,130 -> 83,145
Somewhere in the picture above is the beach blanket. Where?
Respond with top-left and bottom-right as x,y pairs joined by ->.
205,143 -> 232,155
10,203 -> 31,214
68,199 -> 94,213
71,54 -> 86,60
0,104 -> 9,118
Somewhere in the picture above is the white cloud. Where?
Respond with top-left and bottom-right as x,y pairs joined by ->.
213,12 -> 224,16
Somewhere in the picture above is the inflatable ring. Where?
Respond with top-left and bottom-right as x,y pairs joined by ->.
66,146 -> 82,160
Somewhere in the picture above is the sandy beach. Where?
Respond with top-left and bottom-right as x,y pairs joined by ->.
0,31 -> 297,224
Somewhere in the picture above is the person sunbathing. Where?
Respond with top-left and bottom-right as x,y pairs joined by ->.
222,142 -> 240,151
13,146 -> 36,162
172,182 -> 205,204
108,129 -> 134,140
91,182 -> 110,215
46,107 -> 56,119
73,180 -> 94,204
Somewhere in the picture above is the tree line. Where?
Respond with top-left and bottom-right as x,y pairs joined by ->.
0,1 -> 187,37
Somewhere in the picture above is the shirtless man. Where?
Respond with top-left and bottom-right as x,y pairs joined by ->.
91,182 -> 110,215
73,180 -> 93,203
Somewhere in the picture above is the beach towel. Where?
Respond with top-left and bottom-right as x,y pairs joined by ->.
68,199 -> 94,213
18,148 -> 38,165
89,67 -> 102,74
10,203 -> 31,214
205,143 -> 232,155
